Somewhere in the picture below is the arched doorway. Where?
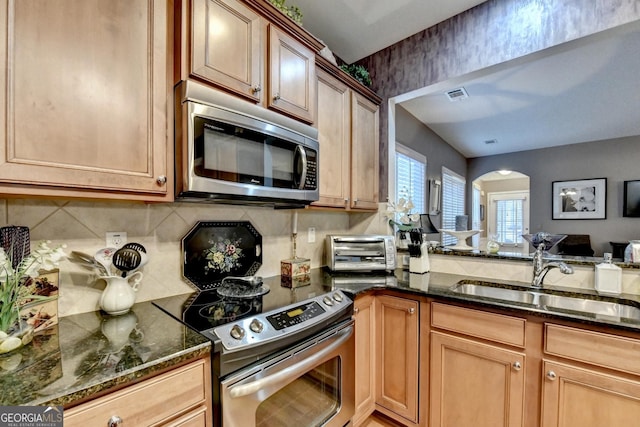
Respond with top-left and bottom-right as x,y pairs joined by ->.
472,171 -> 530,253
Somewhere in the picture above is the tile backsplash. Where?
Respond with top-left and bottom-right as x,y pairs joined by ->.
0,198 -> 389,317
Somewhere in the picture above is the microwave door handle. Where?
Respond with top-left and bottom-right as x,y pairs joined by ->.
294,145 -> 308,190
228,325 -> 353,399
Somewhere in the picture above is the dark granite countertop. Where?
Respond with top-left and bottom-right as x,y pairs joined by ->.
0,301 -> 210,407
318,268 -> 640,333
5,267 -> 638,408
423,247 -> 640,269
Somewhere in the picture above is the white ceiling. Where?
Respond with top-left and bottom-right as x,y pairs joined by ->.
294,0 -> 487,63
294,1 -> 640,159
398,20 -> 640,158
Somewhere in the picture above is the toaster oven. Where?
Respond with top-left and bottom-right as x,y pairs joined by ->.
326,235 -> 396,272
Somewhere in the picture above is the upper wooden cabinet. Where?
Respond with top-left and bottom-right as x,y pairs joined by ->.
0,0 -> 172,201
313,63 -> 381,211
183,0 -> 318,123
191,0 -> 264,102
350,92 -> 379,210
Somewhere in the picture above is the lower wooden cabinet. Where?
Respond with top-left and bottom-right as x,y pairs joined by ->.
430,331 -> 526,427
355,295 -> 640,427
541,323 -> 640,427
64,357 -> 213,427
375,294 -> 419,424
540,360 -> 640,427
353,294 -> 376,426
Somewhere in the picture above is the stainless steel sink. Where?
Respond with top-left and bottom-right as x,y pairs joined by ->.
450,282 -> 537,304
450,280 -> 640,322
539,294 -> 640,321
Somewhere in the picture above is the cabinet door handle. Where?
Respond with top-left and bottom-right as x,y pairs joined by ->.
344,198 -> 350,204
273,93 -> 281,101
353,198 -> 359,205
353,307 -> 359,314
156,175 -> 167,185
546,370 -> 557,381
108,415 -> 123,427
408,307 -> 415,315
512,361 -> 522,371
251,85 -> 262,93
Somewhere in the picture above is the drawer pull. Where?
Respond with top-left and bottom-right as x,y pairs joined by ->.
512,361 -> 522,371
546,371 -> 557,381
108,415 -> 123,426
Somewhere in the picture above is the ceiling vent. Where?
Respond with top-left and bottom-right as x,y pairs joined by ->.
484,139 -> 498,145
445,87 -> 469,101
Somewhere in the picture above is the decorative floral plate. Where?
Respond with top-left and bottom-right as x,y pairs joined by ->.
182,221 -> 262,290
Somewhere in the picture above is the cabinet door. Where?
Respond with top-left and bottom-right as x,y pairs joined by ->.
541,360 -> 640,427
430,331 -> 525,427
0,0 -> 170,200
350,92 -> 379,210
376,295 -> 419,423
268,25 -> 315,123
191,0 -> 263,102
313,68 -> 351,208
353,294 -> 376,426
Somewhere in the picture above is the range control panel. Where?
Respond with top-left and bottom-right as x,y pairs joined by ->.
213,290 -> 349,352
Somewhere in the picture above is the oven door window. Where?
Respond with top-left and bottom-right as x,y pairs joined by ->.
193,117 -> 300,189
255,357 -> 340,427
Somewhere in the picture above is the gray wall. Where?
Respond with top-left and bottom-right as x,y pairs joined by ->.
396,106 -> 466,228
358,0 -> 640,200
468,136 -> 640,255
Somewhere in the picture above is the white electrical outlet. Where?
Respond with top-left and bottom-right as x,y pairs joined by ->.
106,232 -> 127,248
308,227 -> 316,243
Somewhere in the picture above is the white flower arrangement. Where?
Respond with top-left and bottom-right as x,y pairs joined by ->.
0,241 -> 66,338
385,194 -> 421,232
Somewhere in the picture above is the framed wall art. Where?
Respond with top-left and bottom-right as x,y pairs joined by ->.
552,178 -> 607,220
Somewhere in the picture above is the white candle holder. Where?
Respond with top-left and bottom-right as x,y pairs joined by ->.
441,229 -> 482,251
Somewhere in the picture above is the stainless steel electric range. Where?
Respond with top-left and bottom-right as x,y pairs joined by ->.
153,221 -> 355,427
154,274 -> 354,427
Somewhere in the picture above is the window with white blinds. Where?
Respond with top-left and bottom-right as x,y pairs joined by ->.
441,167 -> 466,245
395,144 -> 426,219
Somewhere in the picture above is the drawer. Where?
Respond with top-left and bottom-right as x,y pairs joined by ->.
65,358 -> 210,427
431,302 -> 526,347
545,323 -> 640,376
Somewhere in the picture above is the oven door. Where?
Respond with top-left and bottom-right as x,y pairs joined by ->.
220,320 -> 355,427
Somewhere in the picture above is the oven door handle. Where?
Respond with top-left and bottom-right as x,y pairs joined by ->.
228,325 -> 353,399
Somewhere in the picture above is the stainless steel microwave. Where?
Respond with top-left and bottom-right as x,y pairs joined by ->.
175,80 -> 319,207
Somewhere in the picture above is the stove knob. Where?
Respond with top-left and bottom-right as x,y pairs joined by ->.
332,292 -> 344,303
230,324 -> 245,340
323,296 -> 334,306
249,319 -> 264,333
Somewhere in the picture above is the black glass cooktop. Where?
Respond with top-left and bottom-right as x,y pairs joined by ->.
153,272 -> 335,334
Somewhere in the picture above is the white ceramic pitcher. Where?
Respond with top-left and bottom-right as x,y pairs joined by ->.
99,272 -> 143,315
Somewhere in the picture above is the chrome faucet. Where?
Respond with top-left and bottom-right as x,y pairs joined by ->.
531,243 -> 574,288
